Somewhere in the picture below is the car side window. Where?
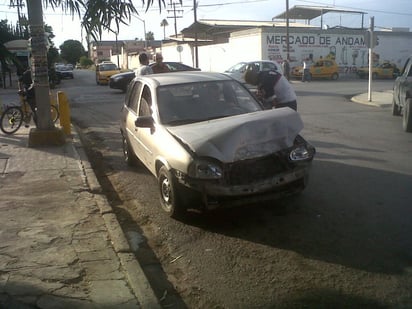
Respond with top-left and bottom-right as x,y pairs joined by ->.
407,64 -> 412,77
253,62 -> 261,71
138,85 -> 152,117
263,62 -> 276,71
126,82 -> 143,113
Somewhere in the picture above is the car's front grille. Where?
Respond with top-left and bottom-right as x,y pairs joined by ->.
224,152 -> 292,186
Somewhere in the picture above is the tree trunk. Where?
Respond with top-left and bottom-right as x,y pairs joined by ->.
27,0 -> 53,130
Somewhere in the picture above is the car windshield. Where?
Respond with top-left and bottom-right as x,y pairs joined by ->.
99,63 -> 118,71
56,65 -> 71,71
156,80 -> 262,125
225,62 -> 247,73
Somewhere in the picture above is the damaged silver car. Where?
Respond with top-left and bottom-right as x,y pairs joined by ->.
120,72 -> 315,218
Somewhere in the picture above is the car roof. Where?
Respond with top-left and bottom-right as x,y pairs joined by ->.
134,71 -> 234,87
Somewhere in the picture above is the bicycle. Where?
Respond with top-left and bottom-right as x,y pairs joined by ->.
0,90 -> 59,135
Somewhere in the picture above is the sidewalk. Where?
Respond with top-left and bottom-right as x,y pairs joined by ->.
0,98 -> 160,308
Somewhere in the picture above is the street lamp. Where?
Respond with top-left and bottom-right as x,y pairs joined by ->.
135,15 -> 147,49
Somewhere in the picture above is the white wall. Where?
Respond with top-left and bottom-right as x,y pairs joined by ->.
153,28 -> 412,73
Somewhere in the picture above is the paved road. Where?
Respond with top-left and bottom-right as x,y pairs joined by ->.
65,69 -> 412,308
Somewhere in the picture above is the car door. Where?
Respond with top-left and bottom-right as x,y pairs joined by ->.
134,84 -> 156,173
123,81 -> 143,157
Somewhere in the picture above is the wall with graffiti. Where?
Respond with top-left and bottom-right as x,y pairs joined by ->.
262,30 -> 412,71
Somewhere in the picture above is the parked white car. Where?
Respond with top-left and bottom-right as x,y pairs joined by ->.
224,60 -> 283,85
120,71 -> 315,219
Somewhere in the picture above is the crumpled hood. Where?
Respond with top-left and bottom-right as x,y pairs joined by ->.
167,108 -> 304,163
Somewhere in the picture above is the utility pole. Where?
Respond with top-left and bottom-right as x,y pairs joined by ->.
193,0 -> 199,68
167,0 -> 183,37
368,16 -> 374,102
286,0 -> 290,61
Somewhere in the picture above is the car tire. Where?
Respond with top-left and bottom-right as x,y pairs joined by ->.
331,73 -> 339,80
158,166 -> 186,218
122,134 -> 138,166
372,72 -> 378,79
402,98 -> 412,132
392,97 -> 401,116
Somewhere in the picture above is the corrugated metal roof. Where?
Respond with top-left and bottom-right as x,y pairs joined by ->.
273,5 -> 367,21
180,19 -> 316,39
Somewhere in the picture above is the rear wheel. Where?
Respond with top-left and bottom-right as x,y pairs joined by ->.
372,72 -> 378,79
402,98 -> 412,132
158,166 -> 186,218
121,134 -> 137,166
0,106 -> 23,134
331,73 -> 339,80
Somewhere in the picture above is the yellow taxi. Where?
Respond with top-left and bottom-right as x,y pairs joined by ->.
96,62 -> 121,85
357,62 -> 400,79
292,59 -> 339,80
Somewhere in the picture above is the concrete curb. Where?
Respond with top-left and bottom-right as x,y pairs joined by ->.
70,125 -> 161,309
350,90 -> 393,108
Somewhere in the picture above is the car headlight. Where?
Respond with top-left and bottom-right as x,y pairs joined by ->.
289,145 -> 313,161
188,159 -> 223,179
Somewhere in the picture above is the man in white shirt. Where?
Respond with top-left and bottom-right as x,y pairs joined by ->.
135,53 -> 153,76
302,58 -> 311,82
244,68 -> 298,111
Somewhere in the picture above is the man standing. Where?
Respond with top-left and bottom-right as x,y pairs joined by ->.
244,66 -> 297,111
135,53 -> 153,76
151,53 -> 170,73
302,58 -> 311,82
282,59 -> 290,81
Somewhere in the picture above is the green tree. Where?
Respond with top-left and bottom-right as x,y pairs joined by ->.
79,55 -> 93,68
160,18 -> 168,40
146,31 -> 154,41
0,19 -> 24,86
60,40 -> 84,65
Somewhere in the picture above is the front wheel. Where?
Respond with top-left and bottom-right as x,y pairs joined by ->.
158,166 -> 186,218
0,106 -> 23,134
402,98 -> 412,132
331,73 -> 339,80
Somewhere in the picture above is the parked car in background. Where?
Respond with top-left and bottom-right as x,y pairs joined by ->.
291,59 -> 339,80
55,64 -> 74,79
120,71 -> 315,218
96,62 -> 121,85
357,62 -> 400,79
109,62 -> 200,92
392,55 -> 412,132
224,60 -> 283,85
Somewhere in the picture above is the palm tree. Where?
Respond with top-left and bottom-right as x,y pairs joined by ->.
160,18 -> 169,40
6,0 -> 182,139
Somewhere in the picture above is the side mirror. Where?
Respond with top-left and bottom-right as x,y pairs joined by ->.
135,116 -> 154,128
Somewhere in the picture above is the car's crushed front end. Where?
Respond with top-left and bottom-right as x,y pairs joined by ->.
177,136 -> 314,210
166,108 -> 315,210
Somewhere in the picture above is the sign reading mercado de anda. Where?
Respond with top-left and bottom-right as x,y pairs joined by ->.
263,31 -> 411,69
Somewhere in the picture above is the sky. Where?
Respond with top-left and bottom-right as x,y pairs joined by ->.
1,0 -> 412,49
